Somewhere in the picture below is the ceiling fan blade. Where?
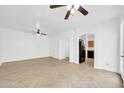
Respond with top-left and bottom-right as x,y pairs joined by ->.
41,33 -> 47,35
64,10 -> 71,20
78,6 -> 88,16
50,5 -> 65,9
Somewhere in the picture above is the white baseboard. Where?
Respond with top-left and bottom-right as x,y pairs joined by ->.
1,56 -> 50,63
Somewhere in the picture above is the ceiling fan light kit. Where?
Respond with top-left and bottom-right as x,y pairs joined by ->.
70,8 -> 75,15
36,32 -> 42,37
36,29 -> 42,36
67,5 -> 72,10
50,5 -> 88,20
75,5 -> 80,10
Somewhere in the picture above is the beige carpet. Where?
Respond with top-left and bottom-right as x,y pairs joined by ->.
0,57 -> 123,88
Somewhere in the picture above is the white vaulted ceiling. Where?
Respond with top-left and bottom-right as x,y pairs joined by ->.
0,5 -> 122,34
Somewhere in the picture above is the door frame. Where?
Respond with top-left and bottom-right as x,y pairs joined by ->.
120,18 -> 124,82
77,33 -> 95,67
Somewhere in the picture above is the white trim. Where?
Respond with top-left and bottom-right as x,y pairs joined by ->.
77,33 -> 95,66
120,18 -> 124,82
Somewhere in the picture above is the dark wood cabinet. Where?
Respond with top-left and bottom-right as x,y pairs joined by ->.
88,50 -> 94,58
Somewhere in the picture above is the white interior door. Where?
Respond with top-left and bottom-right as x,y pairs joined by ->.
120,19 -> 124,81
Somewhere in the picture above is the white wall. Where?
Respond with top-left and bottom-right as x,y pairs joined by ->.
65,40 -> 69,58
0,30 -> 2,65
50,31 -> 70,60
49,18 -> 121,73
74,18 -> 120,73
49,35 -> 60,59
0,18 -> 118,73
69,18 -> 120,73
74,25 -> 98,64
49,26 -> 97,64
0,28 -> 49,63
96,18 -> 120,72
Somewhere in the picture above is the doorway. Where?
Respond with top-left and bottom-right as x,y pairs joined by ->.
79,34 -> 95,67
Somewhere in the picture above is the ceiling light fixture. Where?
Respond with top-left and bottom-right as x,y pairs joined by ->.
67,5 -> 72,10
71,8 -> 75,15
75,5 -> 80,10
67,5 -> 80,15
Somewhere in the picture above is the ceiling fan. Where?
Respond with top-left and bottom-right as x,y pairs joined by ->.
35,22 -> 47,36
50,5 -> 88,20
36,28 -> 47,36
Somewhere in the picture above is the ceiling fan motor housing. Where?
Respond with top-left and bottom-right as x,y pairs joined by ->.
37,29 -> 41,34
